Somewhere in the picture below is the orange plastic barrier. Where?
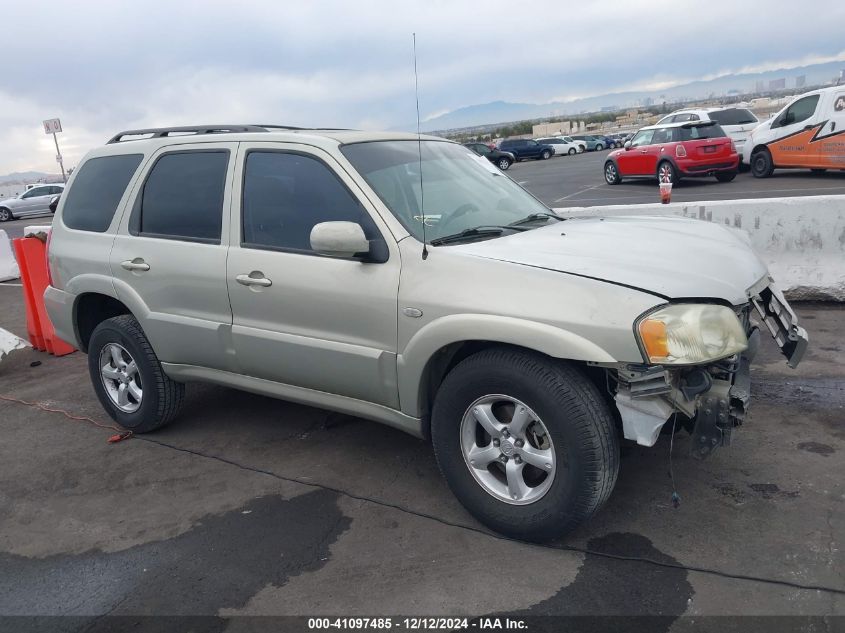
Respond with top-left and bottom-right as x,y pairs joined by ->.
12,236 -> 75,356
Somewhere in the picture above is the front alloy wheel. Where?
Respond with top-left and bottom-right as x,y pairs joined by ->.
604,161 -> 621,185
431,348 -> 619,541
461,395 -> 555,504
497,157 -> 511,171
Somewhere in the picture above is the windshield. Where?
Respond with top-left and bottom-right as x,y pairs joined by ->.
341,140 -> 549,242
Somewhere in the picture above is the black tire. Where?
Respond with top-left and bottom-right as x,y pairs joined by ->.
595,144 -> 604,151
88,314 -> 185,433
431,348 -> 619,541
750,148 -> 774,178
657,160 -> 678,185
715,171 -> 737,183
541,150 -> 552,160
568,147 -> 576,155
608,142 -> 616,149
0,207 -> 12,222
604,161 -> 621,185
497,157 -> 512,171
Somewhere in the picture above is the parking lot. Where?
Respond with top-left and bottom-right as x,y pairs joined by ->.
1,270 -> 843,627
507,150 -> 845,208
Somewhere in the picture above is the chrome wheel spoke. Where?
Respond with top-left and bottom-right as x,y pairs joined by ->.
109,345 -> 126,370
125,361 -> 138,378
472,403 -> 504,438
127,381 -> 142,403
467,444 -> 501,469
505,460 -> 529,501
101,364 -> 121,382
117,383 -> 129,407
509,405 -> 531,437
518,444 -> 553,470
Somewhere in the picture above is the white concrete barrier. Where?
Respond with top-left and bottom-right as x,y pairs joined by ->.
0,229 -> 20,282
556,194 -> 845,301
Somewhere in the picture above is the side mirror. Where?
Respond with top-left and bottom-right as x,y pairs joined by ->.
624,141 -> 632,150
49,195 -> 60,212
310,221 -> 371,259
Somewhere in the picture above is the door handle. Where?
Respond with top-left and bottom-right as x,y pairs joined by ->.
121,259 -> 150,272
236,273 -> 272,287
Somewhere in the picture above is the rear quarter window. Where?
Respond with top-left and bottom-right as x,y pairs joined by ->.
61,154 -> 143,232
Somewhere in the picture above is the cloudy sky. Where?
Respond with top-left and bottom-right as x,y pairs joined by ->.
2,0 -> 844,174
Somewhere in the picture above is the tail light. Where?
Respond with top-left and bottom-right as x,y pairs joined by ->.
45,229 -> 54,287
675,144 -> 687,158
730,139 -> 737,153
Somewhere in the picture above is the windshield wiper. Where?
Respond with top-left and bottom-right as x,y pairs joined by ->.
429,225 -> 526,246
508,212 -> 564,227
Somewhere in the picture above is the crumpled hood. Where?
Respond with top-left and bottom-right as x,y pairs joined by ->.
452,215 -> 768,305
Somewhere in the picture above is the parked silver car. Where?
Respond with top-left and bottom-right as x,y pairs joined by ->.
45,125 -> 807,541
0,183 -> 65,222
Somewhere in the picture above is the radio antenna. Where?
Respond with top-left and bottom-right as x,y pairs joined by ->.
413,32 -> 428,260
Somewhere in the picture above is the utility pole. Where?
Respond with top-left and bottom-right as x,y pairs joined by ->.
42,118 -> 67,183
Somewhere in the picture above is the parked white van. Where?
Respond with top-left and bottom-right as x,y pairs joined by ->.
742,85 -> 845,177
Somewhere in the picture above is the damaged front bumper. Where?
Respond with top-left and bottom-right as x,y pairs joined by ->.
612,282 -> 808,458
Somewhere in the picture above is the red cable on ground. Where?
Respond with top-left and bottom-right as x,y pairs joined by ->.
0,393 -> 133,443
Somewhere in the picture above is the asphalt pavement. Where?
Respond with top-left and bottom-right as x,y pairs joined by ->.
0,281 -> 842,627
508,150 -> 845,208
0,215 -> 54,240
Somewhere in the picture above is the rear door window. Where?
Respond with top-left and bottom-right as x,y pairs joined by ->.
132,151 -> 229,243
62,154 -> 143,232
708,108 -> 758,126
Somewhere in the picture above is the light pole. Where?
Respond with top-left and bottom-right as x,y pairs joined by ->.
43,118 -> 67,183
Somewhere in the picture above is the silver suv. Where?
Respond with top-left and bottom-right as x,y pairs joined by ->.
45,124 -> 808,540
0,183 -> 64,222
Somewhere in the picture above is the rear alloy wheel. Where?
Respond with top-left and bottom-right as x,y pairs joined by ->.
715,171 -> 737,183
0,208 -> 11,222
608,142 -> 616,149
751,148 -> 774,178
568,147 -> 576,155
497,157 -> 512,171
541,150 -> 552,160
431,348 -> 619,541
88,314 -> 185,433
657,161 -> 678,184
604,161 -> 621,185
595,144 -> 604,151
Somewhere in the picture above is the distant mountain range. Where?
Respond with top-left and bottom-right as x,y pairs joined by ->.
0,171 -> 62,185
414,60 -> 844,132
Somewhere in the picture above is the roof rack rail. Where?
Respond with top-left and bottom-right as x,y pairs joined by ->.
106,124 -> 307,144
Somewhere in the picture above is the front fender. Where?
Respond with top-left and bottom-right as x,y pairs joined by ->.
396,313 -> 617,417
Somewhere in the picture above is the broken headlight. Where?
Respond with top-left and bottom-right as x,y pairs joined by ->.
636,304 -> 747,365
